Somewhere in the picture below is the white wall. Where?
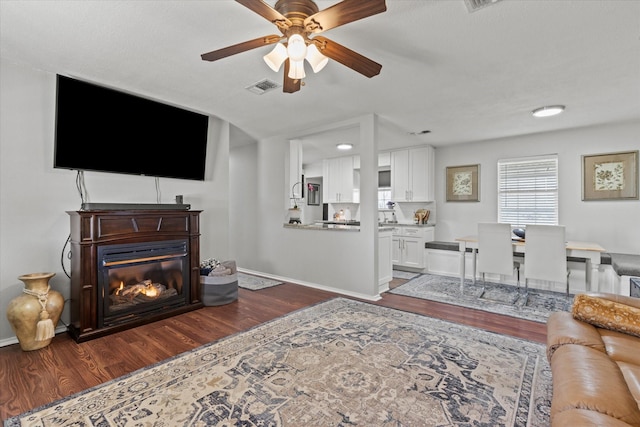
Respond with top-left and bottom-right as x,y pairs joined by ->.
229,141 -> 259,263
434,120 -> 640,254
0,59 -> 230,344
230,115 -> 382,299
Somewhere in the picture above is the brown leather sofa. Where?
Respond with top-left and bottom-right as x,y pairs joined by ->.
546,292 -> 640,426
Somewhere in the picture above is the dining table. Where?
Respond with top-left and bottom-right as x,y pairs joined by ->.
455,235 -> 606,291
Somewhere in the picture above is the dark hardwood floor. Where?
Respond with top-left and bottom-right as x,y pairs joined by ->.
0,279 -> 547,421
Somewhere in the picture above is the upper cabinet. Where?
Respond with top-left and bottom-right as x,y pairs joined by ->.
323,156 -> 356,203
378,152 -> 391,168
391,146 -> 435,202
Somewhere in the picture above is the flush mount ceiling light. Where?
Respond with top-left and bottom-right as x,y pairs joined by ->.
532,105 -> 565,118
336,143 -> 353,150
200,0 -> 387,93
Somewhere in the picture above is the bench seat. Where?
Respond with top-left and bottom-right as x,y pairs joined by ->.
425,241 -> 471,252
601,252 -> 640,296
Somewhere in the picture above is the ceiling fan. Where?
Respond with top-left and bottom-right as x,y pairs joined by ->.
201,0 -> 387,93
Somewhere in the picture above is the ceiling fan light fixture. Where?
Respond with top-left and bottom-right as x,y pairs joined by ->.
532,105 -> 565,118
306,44 -> 329,73
287,34 -> 307,62
263,43 -> 288,72
288,60 -> 306,80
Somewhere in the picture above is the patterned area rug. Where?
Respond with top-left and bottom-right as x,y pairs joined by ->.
238,272 -> 283,291
392,269 -> 421,280
7,298 -> 551,427
390,273 -> 572,323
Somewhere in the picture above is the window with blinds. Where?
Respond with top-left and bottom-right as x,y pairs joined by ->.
497,155 -> 558,227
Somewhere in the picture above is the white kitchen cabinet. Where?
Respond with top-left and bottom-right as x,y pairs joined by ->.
323,156 -> 355,203
391,146 -> 434,202
392,225 -> 435,269
378,152 -> 391,167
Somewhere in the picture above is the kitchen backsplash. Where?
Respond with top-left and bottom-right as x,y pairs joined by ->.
326,202 -> 435,224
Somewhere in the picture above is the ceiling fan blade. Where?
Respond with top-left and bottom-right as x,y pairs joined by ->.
304,0 -> 386,34
313,36 -> 382,78
201,35 -> 281,62
236,0 -> 292,29
283,59 -> 301,93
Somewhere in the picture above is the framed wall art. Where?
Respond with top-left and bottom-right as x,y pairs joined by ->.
582,150 -> 638,201
446,164 -> 480,202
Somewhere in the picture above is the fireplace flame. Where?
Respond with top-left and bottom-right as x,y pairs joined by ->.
113,280 -> 164,299
143,283 -> 159,297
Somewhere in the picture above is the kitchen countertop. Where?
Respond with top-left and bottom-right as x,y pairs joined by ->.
283,223 -> 395,232
384,222 -> 435,227
318,220 -> 435,228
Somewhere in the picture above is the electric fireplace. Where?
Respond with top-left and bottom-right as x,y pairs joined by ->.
67,208 -> 203,342
97,239 -> 190,327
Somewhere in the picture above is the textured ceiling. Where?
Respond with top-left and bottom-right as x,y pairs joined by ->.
1,0 -> 639,163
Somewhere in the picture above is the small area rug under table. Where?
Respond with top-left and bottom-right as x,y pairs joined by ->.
390,272 -> 572,323
237,272 -> 283,291
7,298 -> 551,427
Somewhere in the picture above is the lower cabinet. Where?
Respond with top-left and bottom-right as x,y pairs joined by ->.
392,226 -> 435,269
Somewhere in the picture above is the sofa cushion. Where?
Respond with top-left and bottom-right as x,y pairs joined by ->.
546,311 -> 606,361
552,408 -> 635,427
600,328 -> 640,366
583,292 -> 640,310
550,344 -> 640,426
572,293 -> 640,338
617,361 -> 640,410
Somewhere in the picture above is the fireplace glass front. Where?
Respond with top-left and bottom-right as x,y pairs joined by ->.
97,239 -> 190,327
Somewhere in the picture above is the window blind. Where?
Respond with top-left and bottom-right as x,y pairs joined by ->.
497,155 -> 558,227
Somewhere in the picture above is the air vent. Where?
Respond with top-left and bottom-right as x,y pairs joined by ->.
464,0 -> 503,13
246,79 -> 281,95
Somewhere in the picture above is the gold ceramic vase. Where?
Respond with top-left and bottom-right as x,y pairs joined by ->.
6,272 -> 64,351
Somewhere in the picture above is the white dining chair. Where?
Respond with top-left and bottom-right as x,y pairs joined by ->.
523,224 -> 570,300
477,222 -> 521,301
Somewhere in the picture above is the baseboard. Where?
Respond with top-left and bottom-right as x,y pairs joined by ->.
237,268 -> 382,302
0,325 -> 67,348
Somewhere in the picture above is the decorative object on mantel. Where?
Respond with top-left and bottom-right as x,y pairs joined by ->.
446,164 -> 480,202
582,150 -> 638,201
6,272 -> 64,351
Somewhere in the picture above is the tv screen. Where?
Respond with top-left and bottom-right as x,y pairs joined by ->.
54,74 -> 209,181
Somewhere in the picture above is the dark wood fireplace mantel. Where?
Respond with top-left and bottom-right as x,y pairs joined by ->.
67,209 -> 203,342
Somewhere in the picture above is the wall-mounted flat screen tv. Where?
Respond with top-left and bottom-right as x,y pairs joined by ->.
54,74 -> 209,181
